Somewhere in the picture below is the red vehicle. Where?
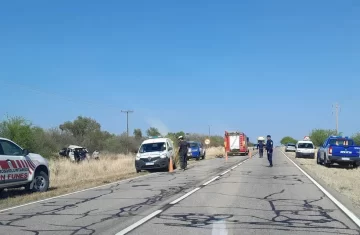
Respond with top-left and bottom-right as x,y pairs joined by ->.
224,131 -> 249,156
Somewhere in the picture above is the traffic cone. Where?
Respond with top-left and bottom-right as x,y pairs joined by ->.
169,157 -> 173,172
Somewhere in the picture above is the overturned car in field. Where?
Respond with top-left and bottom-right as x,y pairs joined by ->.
59,145 -> 90,162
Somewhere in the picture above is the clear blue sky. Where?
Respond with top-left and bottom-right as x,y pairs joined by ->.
0,0 -> 359,144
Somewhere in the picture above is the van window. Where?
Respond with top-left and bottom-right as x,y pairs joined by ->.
298,143 -> 314,149
139,142 -> 166,153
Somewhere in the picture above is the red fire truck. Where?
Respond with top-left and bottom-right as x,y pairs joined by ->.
224,131 -> 249,156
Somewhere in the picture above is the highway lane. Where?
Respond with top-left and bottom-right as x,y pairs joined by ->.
130,148 -> 360,235
0,154 -> 250,235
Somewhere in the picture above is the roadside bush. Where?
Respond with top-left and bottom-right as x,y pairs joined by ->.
280,136 -> 297,145
310,129 -> 337,147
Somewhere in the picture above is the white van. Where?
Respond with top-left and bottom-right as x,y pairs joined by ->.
295,140 -> 315,158
135,137 -> 176,172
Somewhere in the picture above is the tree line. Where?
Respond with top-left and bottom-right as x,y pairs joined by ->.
280,129 -> 360,147
0,116 -> 225,159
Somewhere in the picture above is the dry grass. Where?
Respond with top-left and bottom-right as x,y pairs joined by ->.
282,147 -> 360,208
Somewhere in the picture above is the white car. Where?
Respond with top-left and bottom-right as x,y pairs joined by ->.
135,136 -> 176,172
0,138 -> 50,193
295,140 -> 315,158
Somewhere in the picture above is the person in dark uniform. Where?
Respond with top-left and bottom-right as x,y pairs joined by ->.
266,135 -> 274,167
178,136 -> 189,171
258,141 -> 264,158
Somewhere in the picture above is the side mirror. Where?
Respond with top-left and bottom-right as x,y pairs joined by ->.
23,149 -> 30,156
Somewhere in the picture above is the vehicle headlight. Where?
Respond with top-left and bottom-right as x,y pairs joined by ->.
160,153 -> 167,158
136,154 -> 140,160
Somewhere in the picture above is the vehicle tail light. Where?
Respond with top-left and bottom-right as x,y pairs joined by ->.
328,146 -> 332,154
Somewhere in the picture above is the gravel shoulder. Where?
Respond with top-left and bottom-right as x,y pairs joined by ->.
282,147 -> 360,216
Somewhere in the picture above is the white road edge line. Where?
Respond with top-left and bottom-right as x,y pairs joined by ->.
231,166 -> 237,170
280,150 -> 360,228
115,210 -> 163,235
220,170 -> 231,175
0,173 -> 155,213
203,176 -> 220,186
169,187 -> 201,204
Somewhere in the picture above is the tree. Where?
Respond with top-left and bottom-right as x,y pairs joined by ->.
310,129 -> 337,147
133,128 -> 143,140
0,116 -> 36,151
146,127 -> 161,137
351,132 -> 360,145
59,116 -> 101,139
280,136 -> 297,145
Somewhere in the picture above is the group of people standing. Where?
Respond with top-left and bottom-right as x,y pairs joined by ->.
257,135 -> 274,167
176,134 -> 274,171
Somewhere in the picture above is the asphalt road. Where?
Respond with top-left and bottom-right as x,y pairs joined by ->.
1,149 -> 360,235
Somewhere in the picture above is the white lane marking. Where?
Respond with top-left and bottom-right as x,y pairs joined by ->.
0,173 -> 155,213
115,159 -> 250,234
280,150 -> 360,228
115,210 -> 163,235
231,166 -> 237,170
220,170 -> 231,175
211,219 -> 228,235
169,187 -> 201,205
203,176 -> 220,186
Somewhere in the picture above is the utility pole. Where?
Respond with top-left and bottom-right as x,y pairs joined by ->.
208,125 -> 211,137
332,103 -> 340,135
121,110 -> 133,153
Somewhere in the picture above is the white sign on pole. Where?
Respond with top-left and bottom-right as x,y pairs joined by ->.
205,139 -> 210,145
304,136 -> 310,141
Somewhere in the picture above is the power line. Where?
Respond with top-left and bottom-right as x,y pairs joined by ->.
332,103 -> 340,134
121,110 -> 133,154
121,110 -> 134,138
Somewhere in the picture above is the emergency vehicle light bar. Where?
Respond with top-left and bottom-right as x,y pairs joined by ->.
148,136 -> 162,139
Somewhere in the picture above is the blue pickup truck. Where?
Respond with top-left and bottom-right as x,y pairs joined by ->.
317,136 -> 360,168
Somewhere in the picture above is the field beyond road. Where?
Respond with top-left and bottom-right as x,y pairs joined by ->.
282,147 -> 360,209
0,146 -> 226,210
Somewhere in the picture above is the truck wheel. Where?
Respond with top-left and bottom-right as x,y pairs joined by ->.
324,156 -> 331,168
136,169 -> 141,173
316,155 -> 321,165
202,152 -> 206,160
29,171 -> 50,193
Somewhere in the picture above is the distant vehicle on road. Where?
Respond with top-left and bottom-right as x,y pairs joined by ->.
0,137 -> 50,193
187,141 -> 206,160
135,136 -> 176,173
285,143 -> 296,152
317,136 -> 360,168
295,140 -> 315,158
224,131 -> 249,156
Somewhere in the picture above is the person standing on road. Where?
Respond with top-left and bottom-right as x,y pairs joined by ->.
258,141 -> 264,158
178,136 -> 189,171
266,135 -> 273,167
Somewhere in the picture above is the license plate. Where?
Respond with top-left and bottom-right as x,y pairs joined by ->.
146,162 -> 154,166
342,157 -> 350,161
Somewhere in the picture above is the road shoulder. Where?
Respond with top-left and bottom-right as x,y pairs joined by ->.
280,148 -> 360,219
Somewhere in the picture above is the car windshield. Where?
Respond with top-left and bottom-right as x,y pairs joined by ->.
329,139 -> 354,146
139,142 -> 166,153
189,142 -> 199,148
287,143 -> 295,146
298,143 -> 314,149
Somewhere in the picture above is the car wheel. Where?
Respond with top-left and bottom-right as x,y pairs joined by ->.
324,156 -> 331,168
29,171 -> 49,193
295,153 -> 298,158
136,169 -> 141,173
